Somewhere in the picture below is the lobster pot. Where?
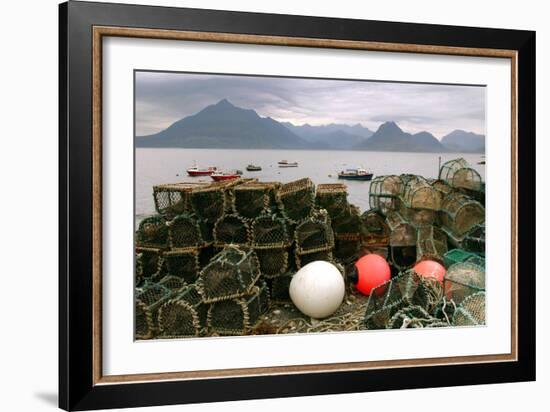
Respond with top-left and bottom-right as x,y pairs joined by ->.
189,184 -> 227,222
416,225 -> 448,263
332,208 -> 363,264
465,254 -> 485,268
452,291 -> 486,326
390,246 -> 417,270
198,244 -> 216,269
443,248 -> 478,269
294,211 -> 334,255
440,193 -> 485,237
387,305 -> 449,329
277,178 -> 315,223
386,211 -> 416,247
364,270 -> 442,329
400,175 -> 441,211
168,213 -> 209,249
295,249 -> 334,269
399,202 -> 436,227
431,179 -> 454,198
153,182 -> 209,217
163,248 -> 200,284
255,247 -> 289,279
158,284 -> 208,338
462,224 -> 485,255
232,181 -> 281,219
251,214 -> 291,249
136,215 -> 169,249
268,272 -> 293,303
444,262 -> 485,305
197,247 -> 261,303
213,214 -> 251,247
135,283 -> 172,339
316,183 -> 350,219
439,158 -> 483,191
208,282 -> 270,335
157,275 -> 186,292
361,209 -> 390,246
136,247 -> 164,282
369,175 -> 402,215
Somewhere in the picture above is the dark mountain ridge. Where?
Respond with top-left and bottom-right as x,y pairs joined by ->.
136,99 -> 484,153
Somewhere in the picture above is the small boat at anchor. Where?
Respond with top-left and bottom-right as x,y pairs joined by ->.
210,170 -> 242,182
246,164 -> 262,171
186,165 -> 217,176
337,167 -> 373,181
278,160 -> 298,168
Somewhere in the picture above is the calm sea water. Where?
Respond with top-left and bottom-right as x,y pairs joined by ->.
135,148 -> 485,224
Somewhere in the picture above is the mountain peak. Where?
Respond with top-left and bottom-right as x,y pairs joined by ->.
215,98 -> 235,107
377,121 -> 402,133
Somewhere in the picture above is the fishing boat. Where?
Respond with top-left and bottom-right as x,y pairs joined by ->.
186,165 -> 217,176
278,160 -> 298,168
337,167 -> 373,181
210,170 -> 242,181
246,164 -> 262,171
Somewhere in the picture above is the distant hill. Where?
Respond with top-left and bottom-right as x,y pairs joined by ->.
281,122 -> 372,149
356,121 -> 446,152
136,99 -> 483,153
441,129 -> 485,153
136,99 -> 309,149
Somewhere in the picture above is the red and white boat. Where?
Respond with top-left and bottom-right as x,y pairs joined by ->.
186,165 -> 217,176
210,170 -> 242,181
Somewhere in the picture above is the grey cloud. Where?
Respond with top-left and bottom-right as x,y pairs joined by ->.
135,71 -> 485,138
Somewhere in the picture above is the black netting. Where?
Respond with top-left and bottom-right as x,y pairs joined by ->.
197,247 -> 261,303
168,213 -> 207,249
364,270 -> 443,329
153,182 -> 210,217
213,214 -> 251,247
268,273 -> 293,303
277,178 -> 315,223
158,285 -> 207,337
316,183 -> 350,219
232,182 -> 280,219
136,215 -> 168,249
251,214 -> 291,249
208,282 -> 270,335
295,211 -> 334,254
295,249 -> 334,269
255,247 -> 289,278
163,249 -> 200,284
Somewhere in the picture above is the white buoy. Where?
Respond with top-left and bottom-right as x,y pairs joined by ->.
289,261 -> 345,319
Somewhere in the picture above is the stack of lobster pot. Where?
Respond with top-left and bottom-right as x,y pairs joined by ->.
294,209 -> 335,269
316,183 -> 364,265
196,247 -> 270,336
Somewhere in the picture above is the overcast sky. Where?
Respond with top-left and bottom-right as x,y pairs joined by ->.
135,71 -> 485,139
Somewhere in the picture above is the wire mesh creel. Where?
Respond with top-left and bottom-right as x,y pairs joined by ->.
369,175 -> 402,215
207,282 -> 271,335
196,247 -> 261,303
439,158 -> 483,192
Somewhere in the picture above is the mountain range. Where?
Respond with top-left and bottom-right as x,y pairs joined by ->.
136,99 -> 485,153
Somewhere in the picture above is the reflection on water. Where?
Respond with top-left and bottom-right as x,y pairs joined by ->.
135,148 -> 485,224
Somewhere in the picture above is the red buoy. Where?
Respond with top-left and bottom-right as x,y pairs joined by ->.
413,260 -> 446,284
349,254 -> 391,296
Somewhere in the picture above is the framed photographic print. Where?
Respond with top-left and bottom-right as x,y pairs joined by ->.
59,1 -> 535,410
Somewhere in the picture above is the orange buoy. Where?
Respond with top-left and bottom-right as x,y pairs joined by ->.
413,260 -> 446,284
349,254 -> 391,296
